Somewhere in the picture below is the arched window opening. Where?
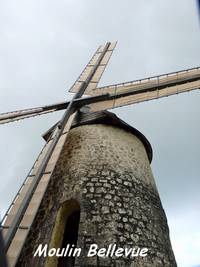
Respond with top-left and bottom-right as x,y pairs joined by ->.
45,200 -> 80,267
58,210 -> 80,267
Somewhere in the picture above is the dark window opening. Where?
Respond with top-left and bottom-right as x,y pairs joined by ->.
58,210 -> 80,267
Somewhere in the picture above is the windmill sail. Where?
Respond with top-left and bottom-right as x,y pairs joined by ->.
1,112 -> 76,267
0,66 -> 199,124
69,42 -> 117,94
0,42 -> 117,125
0,108 -> 57,125
0,102 -> 69,125
0,93 -> 112,125
1,42 -> 115,267
87,67 -> 200,111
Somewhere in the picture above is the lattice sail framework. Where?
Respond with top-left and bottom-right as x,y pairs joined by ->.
0,42 -> 117,125
69,42 -> 117,93
1,67 -> 199,125
87,66 -> 200,111
0,41 -> 116,267
1,113 -> 76,267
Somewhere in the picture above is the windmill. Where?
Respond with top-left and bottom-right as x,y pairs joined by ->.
0,41 -> 199,267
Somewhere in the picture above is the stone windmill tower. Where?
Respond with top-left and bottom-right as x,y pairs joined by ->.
0,42 -> 200,267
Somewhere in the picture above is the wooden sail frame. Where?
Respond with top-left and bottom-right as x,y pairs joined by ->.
1,42 -> 113,267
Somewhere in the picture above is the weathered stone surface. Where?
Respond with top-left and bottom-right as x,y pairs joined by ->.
16,123 -> 177,267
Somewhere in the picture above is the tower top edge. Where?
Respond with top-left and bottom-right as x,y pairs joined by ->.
42,110 -> 153,163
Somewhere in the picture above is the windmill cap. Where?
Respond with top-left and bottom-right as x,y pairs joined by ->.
43,110 -> 152,163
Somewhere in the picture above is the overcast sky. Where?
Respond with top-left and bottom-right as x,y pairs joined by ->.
0,1 -> 200,266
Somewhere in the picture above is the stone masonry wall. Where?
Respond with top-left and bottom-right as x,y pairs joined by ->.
17,123 -> 177,267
